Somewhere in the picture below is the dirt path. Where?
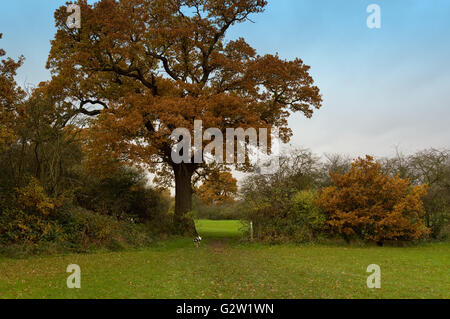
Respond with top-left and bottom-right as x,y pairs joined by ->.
208,238 -> 230,254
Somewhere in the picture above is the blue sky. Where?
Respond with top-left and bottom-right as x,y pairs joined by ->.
1,0 -> 449,157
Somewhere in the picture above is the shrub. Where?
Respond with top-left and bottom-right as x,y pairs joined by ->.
0,178 -> 155,255
0,178 -> 61,245
244,188 -> 325,243
57,206 -> 154,251
289,191 -> 326,241
16,178 -> 56,216
317,155 -> 430,244
0,208 -> 62,245
380,149 -> 450,239
0,205 -> 155,256
74,166 -> 171,223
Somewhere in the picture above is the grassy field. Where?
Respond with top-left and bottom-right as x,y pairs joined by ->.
196,219 -> 246,238
0,220 -> 448,299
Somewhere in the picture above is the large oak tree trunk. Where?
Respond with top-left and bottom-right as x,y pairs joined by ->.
173,163 -> 197,236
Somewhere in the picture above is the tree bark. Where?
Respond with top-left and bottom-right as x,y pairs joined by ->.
173,163 -> 198,236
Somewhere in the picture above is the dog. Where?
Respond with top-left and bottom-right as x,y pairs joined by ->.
193,236 -> 202,248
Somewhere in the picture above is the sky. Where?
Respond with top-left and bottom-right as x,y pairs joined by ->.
1,0 -> 450,159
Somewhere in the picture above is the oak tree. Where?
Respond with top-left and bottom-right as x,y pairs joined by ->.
47,0 -> 322,234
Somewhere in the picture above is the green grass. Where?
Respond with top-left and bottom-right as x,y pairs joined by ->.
0,220 -> 448,299
196,219 -> 246,238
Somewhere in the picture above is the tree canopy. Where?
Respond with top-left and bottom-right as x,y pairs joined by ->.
197,171 -> 237,205
0,33 -> 25,150
47,0 -> 322,234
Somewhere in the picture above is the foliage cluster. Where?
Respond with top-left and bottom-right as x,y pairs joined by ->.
0,37 -> 172,255
242,149 -> 449,243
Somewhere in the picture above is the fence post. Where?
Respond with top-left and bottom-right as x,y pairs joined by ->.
250,221 -> 254,241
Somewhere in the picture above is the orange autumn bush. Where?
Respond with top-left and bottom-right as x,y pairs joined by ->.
317,156 -> 429,243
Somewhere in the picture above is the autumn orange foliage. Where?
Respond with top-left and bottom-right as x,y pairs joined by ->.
317,156 -> 429,243
46,0 -> 322,234
197,171 -> 237,205
0,33 -> 25,149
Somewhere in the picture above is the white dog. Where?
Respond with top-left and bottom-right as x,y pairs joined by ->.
193,236 -> 202,248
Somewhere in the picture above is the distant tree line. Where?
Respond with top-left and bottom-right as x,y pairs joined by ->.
241,148 -> 450,244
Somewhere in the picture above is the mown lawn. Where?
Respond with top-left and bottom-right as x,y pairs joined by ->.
196,219 -> 246,238
0,220 -> 448,299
